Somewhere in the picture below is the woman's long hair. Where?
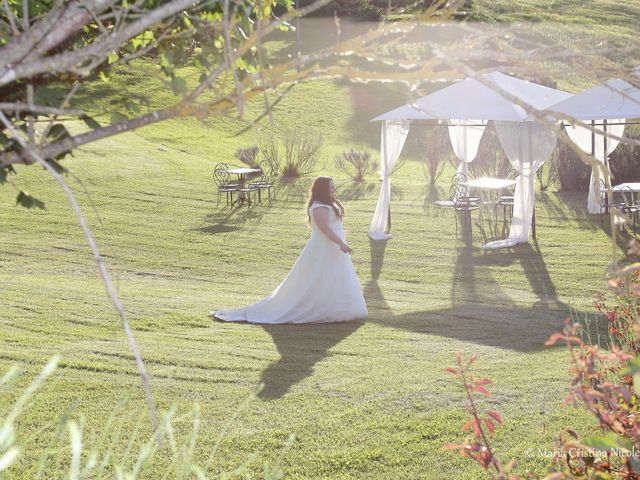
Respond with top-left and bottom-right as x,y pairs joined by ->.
307,176 -> 344,222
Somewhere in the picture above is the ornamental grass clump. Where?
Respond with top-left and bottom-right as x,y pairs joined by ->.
234,146 -> 260,168
335,149 -> 374,182
1,359 -> 294,478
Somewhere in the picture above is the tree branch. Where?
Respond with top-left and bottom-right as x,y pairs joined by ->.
0,109 -> 162,444
0,0 -> 202,86
0,103 -> 84,116
0,108 -> 175,168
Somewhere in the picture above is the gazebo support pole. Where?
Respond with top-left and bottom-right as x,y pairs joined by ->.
386,205 -> 391,233
532,205 -> 536,240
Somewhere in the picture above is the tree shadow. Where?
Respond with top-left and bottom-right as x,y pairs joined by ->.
258,321 -> 363,399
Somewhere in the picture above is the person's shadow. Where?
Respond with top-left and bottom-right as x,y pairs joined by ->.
259,321 -> 362,399
257,238 -> 385,400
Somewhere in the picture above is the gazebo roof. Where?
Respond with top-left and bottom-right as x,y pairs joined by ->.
548,78 -> 640,120
371,71 -> 572,122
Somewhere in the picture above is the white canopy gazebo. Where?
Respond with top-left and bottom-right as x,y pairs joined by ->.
548,78 -> 640,213
369,71 -> 572,249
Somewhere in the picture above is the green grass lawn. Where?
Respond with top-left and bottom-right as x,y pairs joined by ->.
2,3 -> 639,478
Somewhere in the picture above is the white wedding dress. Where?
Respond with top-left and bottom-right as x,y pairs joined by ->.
212,202 -> 367,324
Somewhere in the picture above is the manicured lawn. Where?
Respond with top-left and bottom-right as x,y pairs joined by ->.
2,2 -> 639,477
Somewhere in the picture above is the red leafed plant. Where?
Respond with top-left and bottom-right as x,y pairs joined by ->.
444,241 -> 640,479
443,352 -> 510,476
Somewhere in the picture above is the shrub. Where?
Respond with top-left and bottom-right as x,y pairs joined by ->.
444,241 -> 640,479
259,129 -> 323,179
536,150 -> 560,191
234,145 -> 260,168
335,149 -> 374,182
417,127 -> 452,185
281,128 -> 323,179
260,134 -> 280,171
557,138 -> 591,191
610,125 -> 640,185
470,124 -> 514,179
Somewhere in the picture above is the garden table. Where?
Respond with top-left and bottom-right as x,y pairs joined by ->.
612,183 -> 640,193
459,177 -> 532,238
227,167 -> 261,206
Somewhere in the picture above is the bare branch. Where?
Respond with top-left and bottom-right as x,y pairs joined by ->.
39,81 -> 82,146
0,0 -> 202,86
2,0 -> 20,34
0,103 -> 84,116
1,108 -> 175,168
0,109 -> 162,444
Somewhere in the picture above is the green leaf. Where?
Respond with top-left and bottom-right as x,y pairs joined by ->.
582,433 -> 633,453
160,52 -> 174,69
621,357 -> 640,392
0,165 -> 16,184
110,111 -> 128,124
108,51 -> 119,64
171,76 -> 188,96
81,115 -> 101,130
47,124 -> 70,143
99,71 -> 109,82
622,356 -> 640,375
131,31 -> 154,49
16,191 -> 45,209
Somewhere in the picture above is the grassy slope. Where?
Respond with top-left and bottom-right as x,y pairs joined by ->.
1,4 -> 638,478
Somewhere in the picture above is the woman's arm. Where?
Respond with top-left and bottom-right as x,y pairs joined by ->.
312,207 -> 353,254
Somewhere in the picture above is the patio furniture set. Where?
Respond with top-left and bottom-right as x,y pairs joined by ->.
601,180 -> 640,234
436,173 -> 518,237
213,160 -> 277,207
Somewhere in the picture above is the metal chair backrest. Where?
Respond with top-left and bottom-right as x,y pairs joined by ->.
213,163 -> 231,187
620,185 -> 636,207
257,160 -> 277,182
598,178 -> 608,205
450,184 -> 471,205
452,172 -> 467,186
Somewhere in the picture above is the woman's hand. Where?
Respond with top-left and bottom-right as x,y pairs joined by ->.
340,242 -> 353,255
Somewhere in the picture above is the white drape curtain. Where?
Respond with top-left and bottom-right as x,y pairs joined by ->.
563,119 -> 626,214
369,120 -> 411,240
484,121 -> 557,250
448,119 -> 488,176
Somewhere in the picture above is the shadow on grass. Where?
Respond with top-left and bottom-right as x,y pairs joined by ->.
422,183 -> 444,210
337,181 -> 379,201
275,177 -> 312,203
195,202 -> 270,235
365,229 -> 591,352
258,321 -> 363,399
542,191 -> 639,255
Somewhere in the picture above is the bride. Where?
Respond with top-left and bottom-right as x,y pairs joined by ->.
212,176 -> 367,324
